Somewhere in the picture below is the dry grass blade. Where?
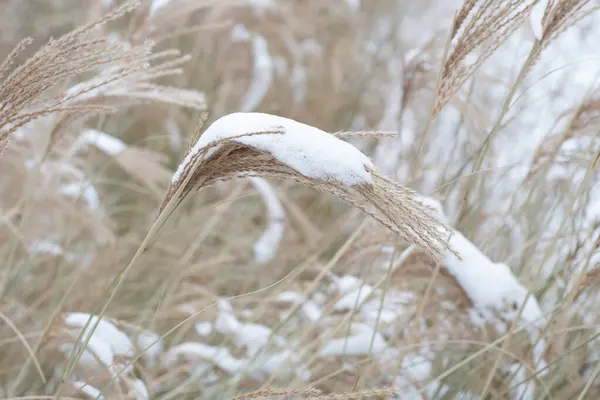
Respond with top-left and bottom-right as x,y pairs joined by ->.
332,130 -> 396,138
231,387 -> 322,400
307,387 -> 398,399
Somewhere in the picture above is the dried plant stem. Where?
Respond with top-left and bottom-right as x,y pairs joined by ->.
457,41 -> 541,224
307,387 -> 399,399
353,251 -> 397,392
411,26 -> 454,181
577,362 -> 600,400
231,387 -> 322,400
10,268 -> 86,396
528,147 -> 600,330
0,312 -> 46,385
416,315 -> 552,398
55,154 -> 193,399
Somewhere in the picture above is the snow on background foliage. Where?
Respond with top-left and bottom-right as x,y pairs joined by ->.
2,0 -> 600,399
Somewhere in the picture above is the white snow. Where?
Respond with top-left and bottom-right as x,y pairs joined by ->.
172,112 -> 374,186
149,0 -> 170,16
129,379 -> 150,400
277,291 -> 303,303
165,120 -> 183,151
214,306 -> 286,358
73,381 -> 104,399
195,322 -> 213,337
233,323 -> 276,356
64,313 -> 134,357
163,342 -> 245,374
215,310 -> 241,335
444,235 -> 544,327
250,177 -> 285,263
290,66 -> 307,105
320,323 -> 387,356
359,291 -> 415,325
231,24 -> 252,42
333,284 -> 374,311
330,275 -> 363,294
506,363 -> 535,400
391,348 -> 439,399
59,182 -> 101,211
253,224 -> 284,263
217,299 -> 233,311
277,291 -> 322,321
300,301 -> 322,322
253,350 -> 312,382
529,0 -> 547,40
28,239 -> 63,256
415,195 -> 449,224
345,0 -> 360,11
421,198 -> 548,369
215,308 -> 283,356
60,337 -> 113,368
135,331 -> 163,368
247,0 -> 274,16
241,35 -> 273,112
81,129 -> 126,156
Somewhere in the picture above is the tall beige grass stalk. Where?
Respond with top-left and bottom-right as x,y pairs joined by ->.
433,0 -> 538,118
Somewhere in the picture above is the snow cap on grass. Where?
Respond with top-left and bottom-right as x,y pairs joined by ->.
420,196 -> 548,369
163,112 -> 455,262
172,112 -> 374,186
444,233 -> 545,326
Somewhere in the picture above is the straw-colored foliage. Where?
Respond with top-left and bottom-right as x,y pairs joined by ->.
1,0 -> 600,399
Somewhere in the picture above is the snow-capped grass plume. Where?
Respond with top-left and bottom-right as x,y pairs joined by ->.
163,112 -> 455,262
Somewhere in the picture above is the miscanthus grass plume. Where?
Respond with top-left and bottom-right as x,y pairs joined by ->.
0,1 -> 145,153
162,112 -> 456,262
